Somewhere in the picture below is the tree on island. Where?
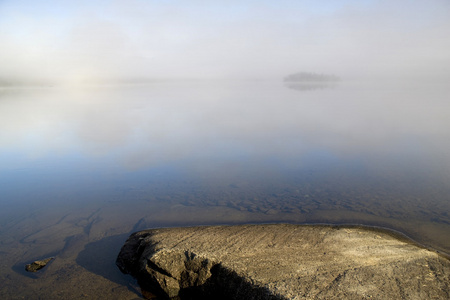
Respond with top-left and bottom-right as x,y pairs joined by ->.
284,72 -> 340,82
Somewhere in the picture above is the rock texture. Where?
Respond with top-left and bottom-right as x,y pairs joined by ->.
116,224 -> 450,299
25,257 -> 54,272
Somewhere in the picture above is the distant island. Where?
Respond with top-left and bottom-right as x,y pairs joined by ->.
284,72 -> 340,82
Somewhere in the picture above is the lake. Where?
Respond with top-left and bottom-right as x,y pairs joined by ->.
1,79 -> 449,299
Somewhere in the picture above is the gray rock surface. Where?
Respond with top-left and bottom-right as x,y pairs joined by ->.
116,224 -> 450,299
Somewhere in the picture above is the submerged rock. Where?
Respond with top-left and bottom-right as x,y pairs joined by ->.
116,224 -> 450,299
25,257 -> 54,272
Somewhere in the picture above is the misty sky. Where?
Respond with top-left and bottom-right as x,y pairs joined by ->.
1,0 -> 449,83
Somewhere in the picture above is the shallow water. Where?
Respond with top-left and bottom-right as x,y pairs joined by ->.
1,80 -> 449,298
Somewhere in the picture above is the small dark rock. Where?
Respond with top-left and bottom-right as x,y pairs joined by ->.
25,257 -> 54,272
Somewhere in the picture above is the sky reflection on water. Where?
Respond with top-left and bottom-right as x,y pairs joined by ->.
2,81 -> 450,168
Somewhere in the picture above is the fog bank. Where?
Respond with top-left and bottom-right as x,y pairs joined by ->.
0,0 -> 449,84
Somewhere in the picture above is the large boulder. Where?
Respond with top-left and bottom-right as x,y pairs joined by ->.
116,224 -> 450,299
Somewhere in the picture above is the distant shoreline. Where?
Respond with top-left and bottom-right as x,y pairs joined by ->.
284,72 -> 340,83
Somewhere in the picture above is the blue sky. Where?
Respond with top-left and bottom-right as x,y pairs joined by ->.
0,0 -> 449,82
